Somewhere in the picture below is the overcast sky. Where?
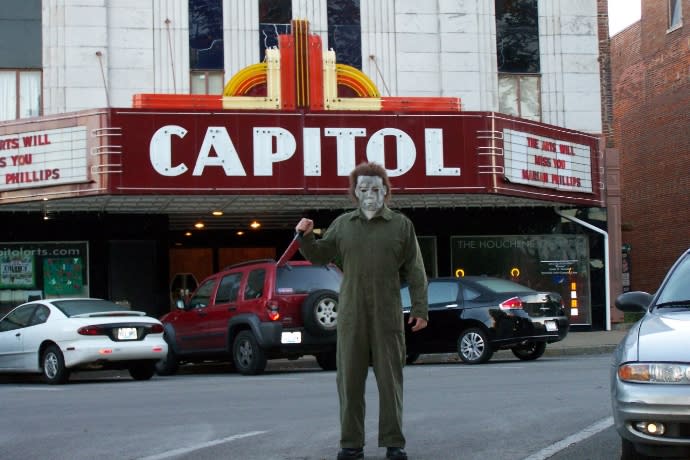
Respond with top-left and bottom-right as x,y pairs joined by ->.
608,0 -> 642,35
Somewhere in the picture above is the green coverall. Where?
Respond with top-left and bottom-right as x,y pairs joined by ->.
299,205 -> 428,449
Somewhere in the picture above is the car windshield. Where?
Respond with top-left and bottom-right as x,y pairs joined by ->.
276,265 -> 342,294
473,278 -> 534,293
655,254 -> 690,306
52,299 -> 132,317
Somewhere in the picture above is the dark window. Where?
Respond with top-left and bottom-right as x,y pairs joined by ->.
31,305 -> 50,325
189,0 -> 223,70
276,266 -> 342,294
259,0 -> 291,62
244,269 -> 266,300
189,279 -> 216,308
669,0 -> 683,29
327,0 -> 362,69
0,305 -> 36,332
216,273 -> 242,303
52,299 -> 130,317
495,0 -> 540,73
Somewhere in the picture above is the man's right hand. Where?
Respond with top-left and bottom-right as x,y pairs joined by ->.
296,218 -> 314,236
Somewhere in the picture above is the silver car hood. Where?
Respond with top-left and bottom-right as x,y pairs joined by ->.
637,311 -> 690,362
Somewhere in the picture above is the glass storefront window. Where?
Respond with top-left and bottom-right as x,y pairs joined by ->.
451,235 -> 592,325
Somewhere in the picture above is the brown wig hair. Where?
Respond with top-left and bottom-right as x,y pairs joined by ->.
348,162 -> 392,203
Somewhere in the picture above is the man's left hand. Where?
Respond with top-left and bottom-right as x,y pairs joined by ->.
408,316 -> 428,332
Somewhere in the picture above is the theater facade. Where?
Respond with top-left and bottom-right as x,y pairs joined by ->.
0,21 -> 620,330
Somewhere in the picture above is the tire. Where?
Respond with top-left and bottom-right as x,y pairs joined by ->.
155,344 -> 179,376
457,328 -> 494,364
620,437 -> 648,460
406,351 -> 420,365
301,289 -> 339,337
315,351 -> 337,371
233,330 -> 267,375
42,345 -> 70,384
129,361 -> 156,381
511,341 -> 546,361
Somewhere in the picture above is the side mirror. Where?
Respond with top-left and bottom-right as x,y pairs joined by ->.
615,291 -> 653,313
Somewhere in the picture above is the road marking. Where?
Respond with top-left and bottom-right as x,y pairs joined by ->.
522,416 -> 613,460
138,430 -> 267,460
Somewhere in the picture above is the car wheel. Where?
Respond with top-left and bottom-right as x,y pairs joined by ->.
620,437 -> 648,460
315,351 -> 337,371
129,361 -> 156,381
233,330 -> 267,375
458,328 -> 494,364
511,341 -> 546,361
406,351 -> 420,365
155,345 -> 179,376
42,345 -> 70,384
301,289 -> 338,337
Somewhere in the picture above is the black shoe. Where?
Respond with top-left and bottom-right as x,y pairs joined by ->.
337,447 -> 364,459
386,447 -> 408,460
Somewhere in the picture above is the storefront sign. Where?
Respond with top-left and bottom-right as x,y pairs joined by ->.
502,129 -> 593,193
0,126 -> 88,191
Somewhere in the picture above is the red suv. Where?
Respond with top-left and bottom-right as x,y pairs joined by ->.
156,243 -> 341,376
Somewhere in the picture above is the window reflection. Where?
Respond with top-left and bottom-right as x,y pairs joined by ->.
259,0 -> 291,62
189,0 -> 223,70
495,0 -> 540,73
327,0 -> 362,69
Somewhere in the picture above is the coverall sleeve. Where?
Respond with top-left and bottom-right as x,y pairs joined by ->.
399,218 -> 429,321
298,218 -> 340,265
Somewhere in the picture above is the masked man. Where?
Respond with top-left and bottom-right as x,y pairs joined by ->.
296,162 -> 428,460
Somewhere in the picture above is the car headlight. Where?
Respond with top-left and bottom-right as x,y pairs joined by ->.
618,363 -> 690,384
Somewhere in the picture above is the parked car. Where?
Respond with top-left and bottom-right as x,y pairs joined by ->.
0,298 -> 167,384
156,239 -> 342,376
611,248 -> 690,460
401,276 -> 569,364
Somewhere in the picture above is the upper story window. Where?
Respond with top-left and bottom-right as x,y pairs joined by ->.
0,0 -> 42,121
189,0 -> 223,94
495,0 -> 541,121
260,0 -> 291,62
327,0 -> 362,69
669,0 -> 683,30
495,0 -> 539,73
0,70 -> 42,121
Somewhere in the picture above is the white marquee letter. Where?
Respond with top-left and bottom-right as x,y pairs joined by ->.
366,128 -> 415,177
192,127 -> 246,176
425,129 -> 460,176
325,128 -> 366,176
303,127 -> 321,176
150,125 -> 188,177
253,127 -> 296,176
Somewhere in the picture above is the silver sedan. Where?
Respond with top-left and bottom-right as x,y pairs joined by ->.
611,248 -> 690,460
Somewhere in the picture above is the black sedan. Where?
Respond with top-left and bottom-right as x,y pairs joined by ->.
401,276 -> 569,364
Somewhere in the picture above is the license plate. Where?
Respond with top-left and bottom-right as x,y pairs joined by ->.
281,331 -> 302,344
117,327 -> 138,340
545,320 -> 558,332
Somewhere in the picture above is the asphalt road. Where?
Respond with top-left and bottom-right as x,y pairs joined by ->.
0,353 -> 619,460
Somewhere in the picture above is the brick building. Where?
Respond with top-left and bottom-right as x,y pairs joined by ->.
610,0 -> 689,293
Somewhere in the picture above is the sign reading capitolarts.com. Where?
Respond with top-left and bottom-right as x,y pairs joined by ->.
0,127 -> 88,191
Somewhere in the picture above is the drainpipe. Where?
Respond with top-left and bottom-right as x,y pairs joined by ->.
554,208 -> 611,331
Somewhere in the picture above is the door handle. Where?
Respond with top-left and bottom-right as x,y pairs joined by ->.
228,306 -> 237,311
445,304 -> 458,308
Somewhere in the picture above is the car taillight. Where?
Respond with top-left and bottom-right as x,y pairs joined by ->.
149,324 -> 164,334
267,301 -> 280,321
78,325 -> 106,335
499,297 -> 523,310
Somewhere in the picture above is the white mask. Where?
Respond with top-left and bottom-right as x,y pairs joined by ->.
355,175 -> 386,220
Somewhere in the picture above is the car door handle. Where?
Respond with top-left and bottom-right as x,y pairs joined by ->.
196,311 -> 207,316
445,304 -> 458,308
227,306 -> 237,311
15,332 -> 21,337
